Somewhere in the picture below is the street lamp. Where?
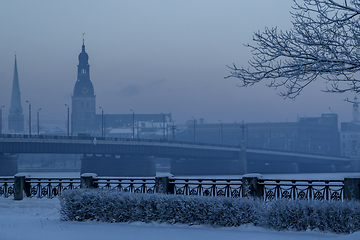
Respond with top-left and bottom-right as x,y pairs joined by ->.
99,107 -> 104,137
170,121 -> 176,142
26,101 -> 31,136
219,120 -> 223,145
130,109 -> 135,139
37,108 -> 41,136
191,116 -> 196,143
65,104 -> 70,137
163,113 -> 166,140
0,105 -> 4,136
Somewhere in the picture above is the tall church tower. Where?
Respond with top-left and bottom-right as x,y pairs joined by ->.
8,55 -> 24,132
353,96 -> 359,122
71,40 -> 96,133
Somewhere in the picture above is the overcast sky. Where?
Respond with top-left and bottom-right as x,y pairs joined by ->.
0,0 -> 356,130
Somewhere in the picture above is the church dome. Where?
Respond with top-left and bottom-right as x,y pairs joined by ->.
73,41 -> 94,97
78,44 -> 89,63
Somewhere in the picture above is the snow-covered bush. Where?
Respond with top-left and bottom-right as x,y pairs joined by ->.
260,199 -> 360,233
60,189 -> 360,233
60,189 -> 260,226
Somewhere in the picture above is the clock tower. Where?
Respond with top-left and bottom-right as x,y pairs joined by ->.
71,40 -> 96,133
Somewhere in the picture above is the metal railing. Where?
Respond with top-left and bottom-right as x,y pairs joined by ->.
94,177 -> 156,194
0,178 -> 14,198
2,174 -> 352,201
258,179 -> 344,201
26,178 -> 81,199
0,133 -> 237,149
169,178 -> 242,197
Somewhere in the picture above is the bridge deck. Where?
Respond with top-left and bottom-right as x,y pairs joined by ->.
0,135 -> 350,165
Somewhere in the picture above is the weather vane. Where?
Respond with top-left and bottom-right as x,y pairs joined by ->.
82,32 -> 85,44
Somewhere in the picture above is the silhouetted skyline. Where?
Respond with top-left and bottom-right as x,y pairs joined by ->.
0,1 -> 356,131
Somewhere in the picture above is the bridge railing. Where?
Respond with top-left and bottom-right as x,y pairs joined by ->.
0,133 -> 238,149
4,174 -> 358,201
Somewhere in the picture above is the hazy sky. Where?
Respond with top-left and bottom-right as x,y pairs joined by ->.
0,0 -> 356,130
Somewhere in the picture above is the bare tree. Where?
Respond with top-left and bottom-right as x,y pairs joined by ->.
226,0 -> 360,99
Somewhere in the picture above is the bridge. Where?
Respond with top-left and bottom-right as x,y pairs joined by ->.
0,134 -> 352,176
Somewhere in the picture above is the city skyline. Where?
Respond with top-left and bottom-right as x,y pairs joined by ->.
0,1 -> 357,131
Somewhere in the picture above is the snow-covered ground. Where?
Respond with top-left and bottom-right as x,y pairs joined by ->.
1,197 -> 360,240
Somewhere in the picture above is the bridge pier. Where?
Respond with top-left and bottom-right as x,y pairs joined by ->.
170,158 -> 245,176
0,154 -> 18,176
81,155 -> 156,177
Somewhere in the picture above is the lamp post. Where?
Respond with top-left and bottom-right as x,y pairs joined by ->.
191,116 -> 196,143
0,105 -> 4,136
26,101 -> 31,136
104,114 -> 106,138
37,108 -> 41,136
99,107 -> 104,137
137,119 -> 140,139
170,121 -> 176,142
65,104 -> 69,137
163,114 -> 166,140
71,113 -> 73,137
219,120 -> 223,145
130,109 -> 134,139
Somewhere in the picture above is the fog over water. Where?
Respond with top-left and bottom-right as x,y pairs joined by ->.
0,1 -> 355,130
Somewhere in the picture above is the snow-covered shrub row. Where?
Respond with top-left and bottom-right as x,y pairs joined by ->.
60,189 -> 260,226
265,199 -> 360,233
60,189 -> 360,233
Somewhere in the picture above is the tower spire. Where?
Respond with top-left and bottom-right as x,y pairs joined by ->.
8,54 -> 24,132
71,39 -> 96,133
9,55 -> 23,115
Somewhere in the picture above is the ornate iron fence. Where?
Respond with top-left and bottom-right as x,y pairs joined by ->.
94,177 -> 156,194
0,178 -> 14,198
169,178 -> 242,197
259,179 -> 344,201
1,175 -> 348,201
26,178 -> 81,199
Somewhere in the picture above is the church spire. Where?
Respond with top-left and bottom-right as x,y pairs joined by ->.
9,55 -> 23,115
8,54 -> 24,132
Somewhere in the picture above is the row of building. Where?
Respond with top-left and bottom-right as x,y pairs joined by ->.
4,41 -> 360,158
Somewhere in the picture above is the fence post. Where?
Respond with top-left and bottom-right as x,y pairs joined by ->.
14,174 -> 30,200
155,176 -> 170,194
344,178 -> 360,200
81,173 -> 98,189
242,174 -> 263,198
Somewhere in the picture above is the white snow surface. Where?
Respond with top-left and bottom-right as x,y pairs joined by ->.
1,198 -> 360,240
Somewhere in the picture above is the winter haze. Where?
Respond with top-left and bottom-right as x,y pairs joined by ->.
0,0 -> 355,129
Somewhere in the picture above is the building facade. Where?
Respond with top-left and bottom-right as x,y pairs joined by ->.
177,109 -> 340,156
96,113 -> 172,139
340,96 -> 360,157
